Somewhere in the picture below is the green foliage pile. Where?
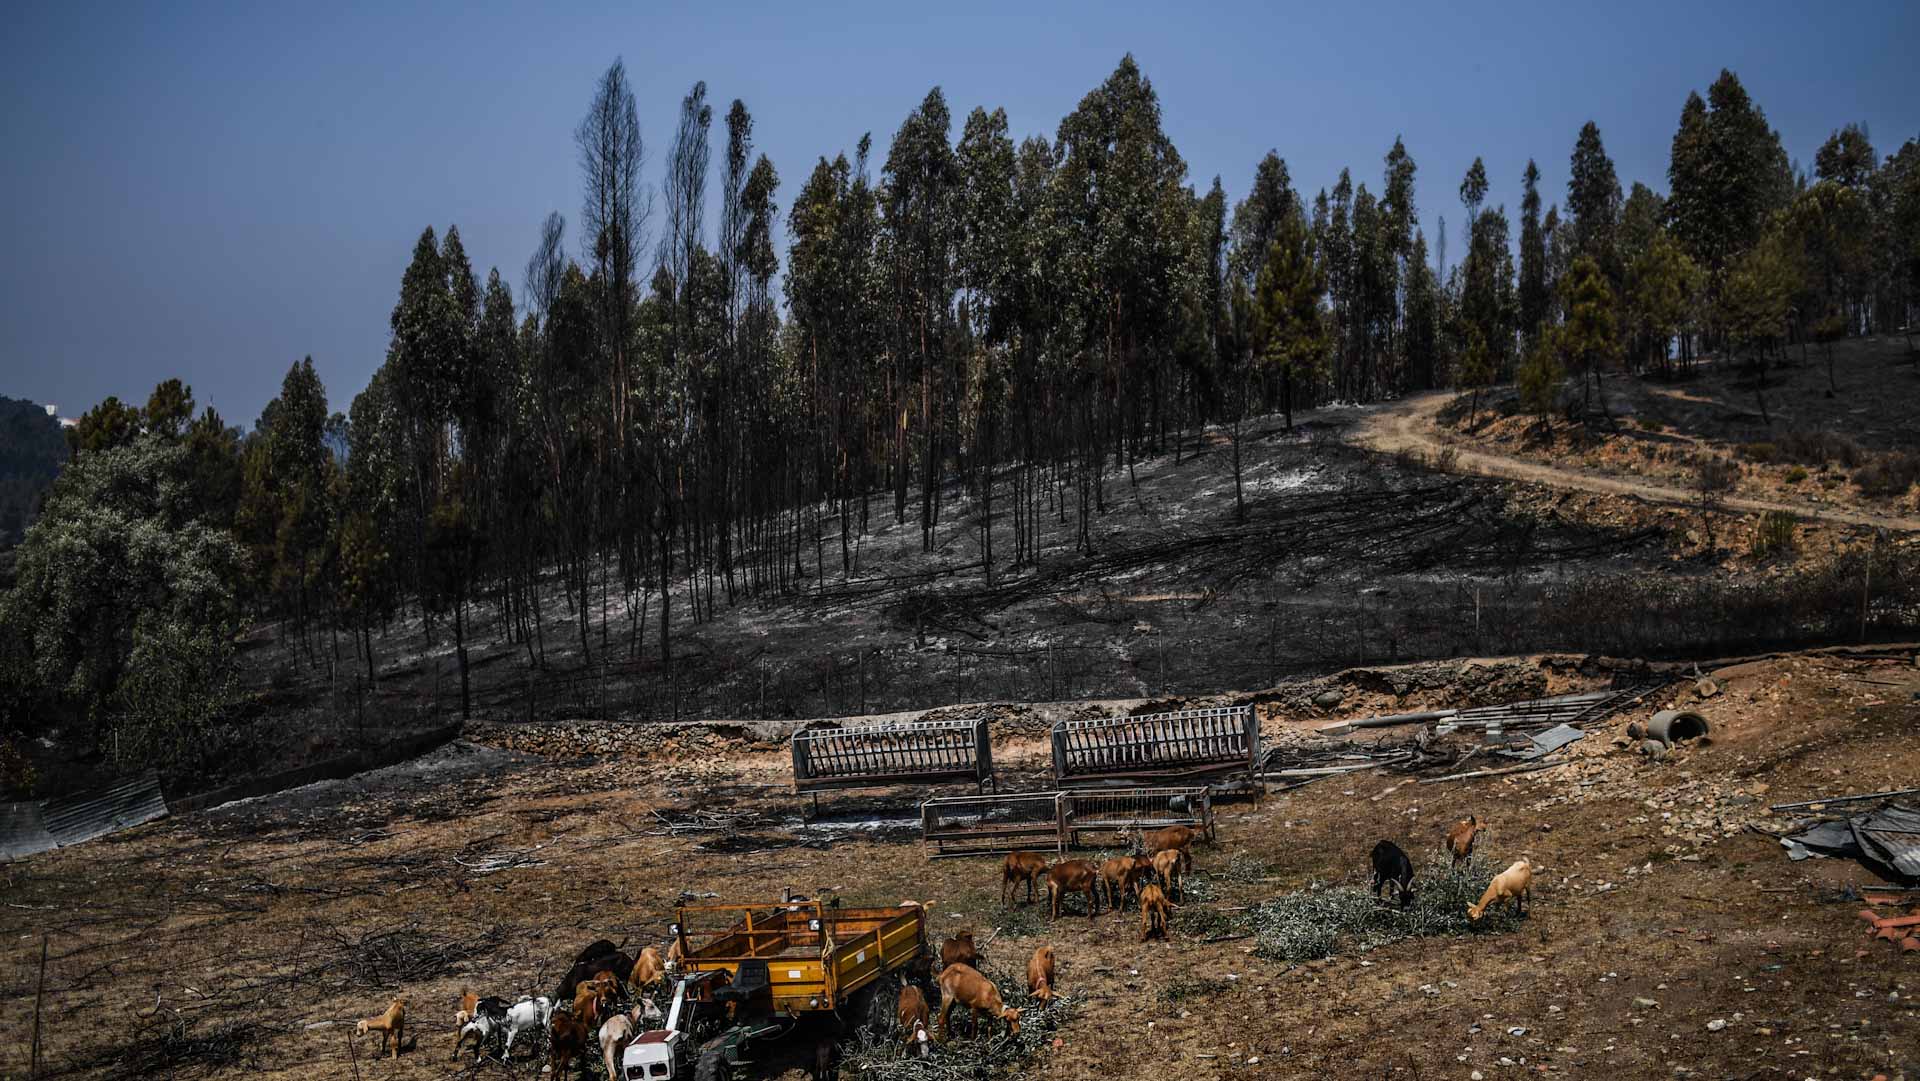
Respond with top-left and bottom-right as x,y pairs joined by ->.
1242,861 -> 1524,962
841,967 -> 1072,1081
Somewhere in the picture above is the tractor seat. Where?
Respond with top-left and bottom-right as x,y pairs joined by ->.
712,959 -> 771,1005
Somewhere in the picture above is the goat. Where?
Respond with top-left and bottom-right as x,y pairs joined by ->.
1467,859 -> 1534,920
1099,854 -> 1152,910
1046,859 -> 1102,920
629,946 -> 665,994
666,936 -> 686,968
1151,848 -> 1185,901
452,994 -> 509,1062
940,930 -> 980,970
1139,824 -> 1197,873
573,973 -> 615,1019
936,962 -> 1020,1041
897,984 -> 933,1058
548,1004 -> 592,1079
1370,839 -> 1415,908
1138,883 -> 1177,942
598,1012 -> 635,1081
1446,815 -> 1485,867
1001,851 -> 1050,904
502,996 -> 552,1059
355,997 -> 406,1059
556,949 -> 633,1004
1026,945 -> 1057,1005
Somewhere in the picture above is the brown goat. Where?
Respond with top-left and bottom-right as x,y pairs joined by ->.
940,930 -> 980,970
897,984 -> 933,1057
1468,859 -> 1534,920
1151,848 -> 1185,901
455,990 -> 478,1027
1026,945 -> 1057,1004
355,997 -> 406,1059
1099,854 -> 1153,910
629,946 -> 664,993
548,1006 -> 592,1079
1446,815 -> 1485,867
1046,859 -> 1102,920
1140,825 -> 1196,873
1138,883 -> 1177,942
1001,851 -> 1050,904
937,963 -> 1020,1041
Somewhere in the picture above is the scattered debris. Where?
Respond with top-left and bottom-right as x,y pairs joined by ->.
1780,803 -> 1920,883
1498,723 -> 1586,761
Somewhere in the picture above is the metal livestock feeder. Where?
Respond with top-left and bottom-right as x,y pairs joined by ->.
1061,785 -> 1215,845
790,718 -> 993,795
920,791 -> 1067,857
919,786 -> 1215,857
1050,705 -> 1259,788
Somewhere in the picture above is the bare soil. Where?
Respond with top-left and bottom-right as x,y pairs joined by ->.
5,649 -> 1918,1080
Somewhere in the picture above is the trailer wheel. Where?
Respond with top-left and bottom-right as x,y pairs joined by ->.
848,973 -> 897,1037
694,1046 -> 731,1081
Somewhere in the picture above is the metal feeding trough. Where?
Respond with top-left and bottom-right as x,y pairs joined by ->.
790,718 -> 993,796
1050,705 -> 1259,788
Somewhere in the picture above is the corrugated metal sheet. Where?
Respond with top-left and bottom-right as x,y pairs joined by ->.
41,772 -> 168,847
1853,803 -> 1920,883
0,798 -> 56,861
2,773 -> 169,861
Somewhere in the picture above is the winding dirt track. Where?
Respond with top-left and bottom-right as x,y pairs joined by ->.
1352,391 -> 1920,533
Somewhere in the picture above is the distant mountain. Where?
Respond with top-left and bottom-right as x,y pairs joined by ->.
0,396 -> 66,548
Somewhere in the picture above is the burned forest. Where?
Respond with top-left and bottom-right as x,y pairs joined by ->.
3,14 -> 1920,1081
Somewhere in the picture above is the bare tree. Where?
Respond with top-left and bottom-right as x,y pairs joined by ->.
523,211 -> 566,321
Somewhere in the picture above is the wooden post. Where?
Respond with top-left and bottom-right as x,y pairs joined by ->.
31,934 -> 46,1078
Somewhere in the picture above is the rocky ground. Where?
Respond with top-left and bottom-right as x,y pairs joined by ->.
3,647 -> 1917,1080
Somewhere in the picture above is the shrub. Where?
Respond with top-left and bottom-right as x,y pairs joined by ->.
1777,429 -> 1865,468
1749,511 -> 1796,559
1854,451 -> 1920,499
1739,442 -> 1778,463
1784,465 -> 1808,484
1692,455 -> 1738,496
1433,446 -> 1460,473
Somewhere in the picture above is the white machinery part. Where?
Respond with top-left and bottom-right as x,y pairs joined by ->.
621,1031 -> 677,1080
621,973 -> 698,1080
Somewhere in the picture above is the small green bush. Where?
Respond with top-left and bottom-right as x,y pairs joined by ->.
1750,510 -> 1797,559
1784,465 -> 1808,484
1739,442 -> 1778,463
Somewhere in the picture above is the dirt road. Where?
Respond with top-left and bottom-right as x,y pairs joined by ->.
1353,391 -> 1920,532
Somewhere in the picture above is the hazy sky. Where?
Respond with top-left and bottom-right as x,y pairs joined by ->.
2,0 -> 1915,427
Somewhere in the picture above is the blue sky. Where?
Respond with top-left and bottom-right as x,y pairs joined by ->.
2,0 -> 1915,427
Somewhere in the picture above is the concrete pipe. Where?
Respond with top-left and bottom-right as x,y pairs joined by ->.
1648,709 -> 1710,744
